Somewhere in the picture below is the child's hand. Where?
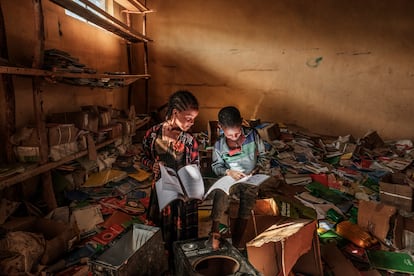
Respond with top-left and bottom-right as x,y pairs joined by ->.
250,166 -> 261,175
153,161 -> 162,177
227,169 -> 246,180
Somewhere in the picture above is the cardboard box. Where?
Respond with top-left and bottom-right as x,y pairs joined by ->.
380,173 -> 413,212
246,218 -> 323,276
227,199 -> 284,246
228,215 -> 281,247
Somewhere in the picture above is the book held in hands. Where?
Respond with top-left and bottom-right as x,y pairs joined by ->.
155,164 -> 205,210
204,173 -> 270,198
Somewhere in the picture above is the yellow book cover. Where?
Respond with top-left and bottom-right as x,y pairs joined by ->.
83,169 -> 128,187
129,169 -> 151,182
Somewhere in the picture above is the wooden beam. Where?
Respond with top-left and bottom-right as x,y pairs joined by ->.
1,74 -> 15,163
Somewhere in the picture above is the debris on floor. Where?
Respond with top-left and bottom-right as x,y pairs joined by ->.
1,121 -> 414,275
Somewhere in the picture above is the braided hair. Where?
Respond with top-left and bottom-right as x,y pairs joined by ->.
165,90 -> 199,119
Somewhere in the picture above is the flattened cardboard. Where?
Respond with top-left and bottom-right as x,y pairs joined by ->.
379,182 -> 413,212
357,200 -> 396,244
379,173 -> 413,212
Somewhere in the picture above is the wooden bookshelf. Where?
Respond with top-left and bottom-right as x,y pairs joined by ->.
0,66 -> 150,86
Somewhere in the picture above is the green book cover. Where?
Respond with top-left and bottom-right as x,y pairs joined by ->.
367,250 -> 414,273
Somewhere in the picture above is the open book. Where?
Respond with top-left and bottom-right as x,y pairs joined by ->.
204,173 -> 270,198
155,164 -> 205,210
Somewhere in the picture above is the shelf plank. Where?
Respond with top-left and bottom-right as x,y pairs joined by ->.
49,0 -> 151,43
0,66 -> 150,80
114,0 -> 150,12
0,138 -> 117,189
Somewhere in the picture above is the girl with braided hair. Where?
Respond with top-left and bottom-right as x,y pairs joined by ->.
141,90 -> 200,272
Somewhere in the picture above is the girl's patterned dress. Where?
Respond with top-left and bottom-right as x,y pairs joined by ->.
141,123 -> 200,252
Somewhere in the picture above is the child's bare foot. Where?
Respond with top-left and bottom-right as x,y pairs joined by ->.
210,232 -> 221,250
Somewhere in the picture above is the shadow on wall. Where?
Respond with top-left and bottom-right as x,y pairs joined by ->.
149,48 -> 401,139
147,0 -> 414,139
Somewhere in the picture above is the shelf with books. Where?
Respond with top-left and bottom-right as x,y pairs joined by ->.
0,115 -> 151,189
0,138 -> 116,190
0,66 -> 150,88
0,0 -> 153,211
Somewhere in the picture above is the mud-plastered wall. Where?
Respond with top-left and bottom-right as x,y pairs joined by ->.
146,0 -> 414,140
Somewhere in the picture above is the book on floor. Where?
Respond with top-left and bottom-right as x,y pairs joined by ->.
204,173 -> 270,198
155,163 -> 205,210
284,173 -> 312,185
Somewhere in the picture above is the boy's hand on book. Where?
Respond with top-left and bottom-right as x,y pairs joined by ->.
227,169 -> 246,180
250,166 -> 261,175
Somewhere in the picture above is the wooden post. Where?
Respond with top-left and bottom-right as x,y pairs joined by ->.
33,0 -> 57,210
142,0 -> 149,114
0,1 -> 16,163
